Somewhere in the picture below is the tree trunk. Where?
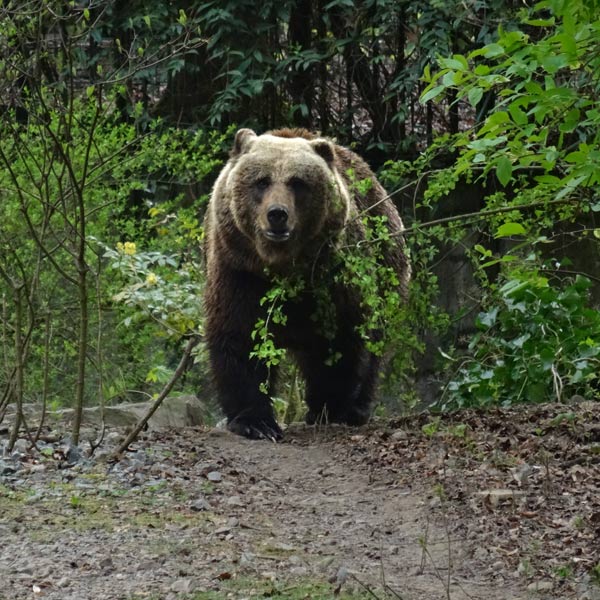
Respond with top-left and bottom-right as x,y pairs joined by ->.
8,284 -> 24,451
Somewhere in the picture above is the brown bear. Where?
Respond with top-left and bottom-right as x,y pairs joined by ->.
203,128 -> 410,440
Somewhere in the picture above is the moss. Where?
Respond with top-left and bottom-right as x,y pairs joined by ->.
1,481 -> 211,540
187,576 -> 374,599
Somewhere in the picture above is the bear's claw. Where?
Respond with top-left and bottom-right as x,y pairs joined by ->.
227,416 -> 283,442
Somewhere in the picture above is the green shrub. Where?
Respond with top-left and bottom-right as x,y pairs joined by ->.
443,262 -> 600,409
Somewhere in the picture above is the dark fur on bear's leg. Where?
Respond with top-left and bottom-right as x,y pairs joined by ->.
205,267 -> 283,441
297,346 -> 379,427
208,341 -> 283,441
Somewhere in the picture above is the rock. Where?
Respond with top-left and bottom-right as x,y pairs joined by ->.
27,464 -> 47,474
477,489 -> 526,508
66,444 -> 83,465
190,497 -> 211,512
472,547 -> 488,562
170,578 -> 198,593
0,459 -> 17,476
239,552 -> 256,566
333,566 -> 349,585
99,557 -> 114,571
391,429 -> 408,441
206,471 -> 222,482
214,526 -> 232,536
105,431 -> 122,444
12,439 -> 29,455
226,495 -> 244,507
527,580 -> 554,592
24,493 -> 44,504
3,395 -> 206,431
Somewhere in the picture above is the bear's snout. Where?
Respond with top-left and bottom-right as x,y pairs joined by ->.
267,205 -> 289,231
263,203 -> 291,241
260,184 -> 296,243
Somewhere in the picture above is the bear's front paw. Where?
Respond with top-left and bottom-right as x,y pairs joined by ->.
227,415 -> 283,441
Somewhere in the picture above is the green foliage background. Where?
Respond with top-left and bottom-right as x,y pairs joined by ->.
1,0 -> 599,438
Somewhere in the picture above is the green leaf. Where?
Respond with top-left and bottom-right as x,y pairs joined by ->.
508,103 -> 528,126
495,222 -> 526,238
483,43 -> 504,58
440,56 -> 468,71
420,85 -> 445,104
477,307 -> 498,328
555,175 -> 587,200
467,87 -> 483,108
495,156 -> 513,187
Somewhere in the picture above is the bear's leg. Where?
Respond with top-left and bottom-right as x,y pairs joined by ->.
205,269 -> 282,441
296,347 -> 379,426
208,338 -> 282,440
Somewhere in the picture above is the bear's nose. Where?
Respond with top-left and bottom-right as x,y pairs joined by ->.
267,205 -> 289,230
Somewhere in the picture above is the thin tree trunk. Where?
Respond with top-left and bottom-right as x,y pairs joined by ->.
72,183 -> 88,445
33,311 -> 51,444
8,284 -> 24,451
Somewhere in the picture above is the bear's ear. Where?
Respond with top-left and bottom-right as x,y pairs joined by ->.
310,138 -> 335,165
232,128 -> 257,157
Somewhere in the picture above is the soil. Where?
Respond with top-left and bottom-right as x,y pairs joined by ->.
1,401 -> 599,600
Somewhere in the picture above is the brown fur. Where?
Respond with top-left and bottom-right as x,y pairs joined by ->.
203,128 -> 410,440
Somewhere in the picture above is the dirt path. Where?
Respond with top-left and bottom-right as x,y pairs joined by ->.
1,404 -> 599,599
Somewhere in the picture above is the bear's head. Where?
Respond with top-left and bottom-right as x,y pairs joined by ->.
222,128 -> 351,269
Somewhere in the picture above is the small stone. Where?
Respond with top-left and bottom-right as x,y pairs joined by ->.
0,459 -> 17,475
12,439 -> 29,454
190,497 -> 211,512
333,566 -> 349,585
477,489 -> 525,508
391,429 -> 408,441
105,431 -> 122,444
240,552 -> 256,566
214,526 -> 231,536
206,471 -> 222,482
28,464 -> 47,474
226,495 -> 244,507
65,445 -> 83,465
24,492 -> 44,504
527,581 -> 554,592
92,449 -> 111,462
472,547 -> 488,562
170,578 -> 197,593
57,577 -> 70,588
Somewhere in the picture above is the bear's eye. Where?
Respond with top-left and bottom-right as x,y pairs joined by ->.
288,177 -> 309,193
254,177 -> 271,191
